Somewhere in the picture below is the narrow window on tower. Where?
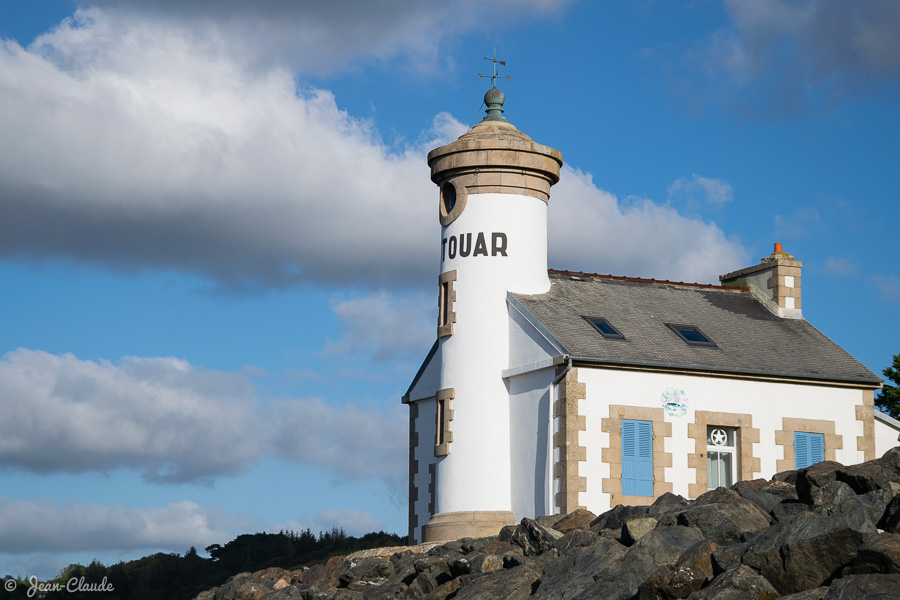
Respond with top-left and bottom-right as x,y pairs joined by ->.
438,270 -> 457,338
434,388 -> 455,457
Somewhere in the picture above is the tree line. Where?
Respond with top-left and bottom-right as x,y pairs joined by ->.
3,527 -> 404,600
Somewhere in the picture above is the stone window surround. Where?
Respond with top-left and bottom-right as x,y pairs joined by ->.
775,417 -> 842,473
439,180 -> 468,226
434,388 -> 455,457
687,411 -> 760,498
601,405 -> 673,507
553,368 -> 587,513
438,270 -> 457,338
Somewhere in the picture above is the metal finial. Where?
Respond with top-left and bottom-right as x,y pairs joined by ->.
476,49 -> 509,122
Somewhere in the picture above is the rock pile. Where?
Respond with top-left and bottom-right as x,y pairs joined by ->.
196,448 -> 900,600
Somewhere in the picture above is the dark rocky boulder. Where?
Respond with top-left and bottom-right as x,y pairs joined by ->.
636,539 -> 716,599
731,482 -> 783,514
821,573 -> 900,599
796,461 -> 844,505
815,480 -> 858,515
195,448 -> 900,600
710,541 -> 750,575
672,488 -> 771,545
652,492 -> 690,509
551,528 -> 598,554
771,498 -> 813,522
759,478 -> 800,500
878,493 -> 900,533
836,447 -> 900,495
742,507 -> 876,595
843,532 -> 900,575
531,536 -> 626,600
451,565 -> 540,600
835,488 -> 897,526
500,518 -> 564,556
589,503 -> 651,535
777,587 -> 829,599
680,564 -> 777,600
572,526 -> 705,600
773,469 -> 799,484
214,572 -> 254,600
622,516 -> 659,546
259,587 -> 312,600
549,508 -> 595,533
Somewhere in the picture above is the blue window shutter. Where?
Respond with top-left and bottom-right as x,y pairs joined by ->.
622,419 -> 654,496
795,432 -> 825,469
794,432 -> 809,469
810,432 -> 825,465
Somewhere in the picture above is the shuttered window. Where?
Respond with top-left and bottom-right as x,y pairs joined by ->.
622,419 -> 654,496
794,431 -> 825,469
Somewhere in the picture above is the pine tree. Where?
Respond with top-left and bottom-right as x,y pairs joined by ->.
876,353 -> 900,419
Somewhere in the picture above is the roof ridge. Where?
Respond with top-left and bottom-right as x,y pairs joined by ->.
547,268 -> 748,292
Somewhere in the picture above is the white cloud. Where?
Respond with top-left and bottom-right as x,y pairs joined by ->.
84,0 -> 572,75
0,349 -> 406,483
824,257 -> 858,277
548,167 -> 748,283
0,349 -> 261,483
269,397 -> 407,484
0,499 -> 250,554
700,0 -> 900,113
874,274 -> 900,303
668,174 -> 734,206
0,5 -> 753,292
0,9 -> 443,288
325,291 -> 435,361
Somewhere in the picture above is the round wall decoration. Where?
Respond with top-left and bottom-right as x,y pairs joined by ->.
660,387 -> 689,417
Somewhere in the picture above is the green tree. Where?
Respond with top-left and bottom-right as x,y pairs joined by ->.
876,353 -> 900,419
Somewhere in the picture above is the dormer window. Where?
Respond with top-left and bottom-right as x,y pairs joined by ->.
585,316 -> 625,340
667,324 -> 717,348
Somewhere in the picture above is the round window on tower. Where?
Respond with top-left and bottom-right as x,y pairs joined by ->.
441,183 -> 456,213
439,180 -> 466,226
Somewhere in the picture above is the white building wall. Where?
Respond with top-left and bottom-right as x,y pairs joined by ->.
576,367 -> 868,515
875,411 -> 900,457
507,367 -> 554,521
579,392 -> 610,511
507,301 -> 560,370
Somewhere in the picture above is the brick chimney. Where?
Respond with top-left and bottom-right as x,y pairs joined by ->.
720,243 -> 802,319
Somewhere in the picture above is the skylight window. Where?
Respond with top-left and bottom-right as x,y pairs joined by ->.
585,316 -> 625,340
667,324 -> 717,348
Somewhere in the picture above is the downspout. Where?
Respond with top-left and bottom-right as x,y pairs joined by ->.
552,355 -> 573,385
549,355 -> 572,513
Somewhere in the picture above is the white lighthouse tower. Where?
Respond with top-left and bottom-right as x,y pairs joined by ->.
405,80 -> 563,543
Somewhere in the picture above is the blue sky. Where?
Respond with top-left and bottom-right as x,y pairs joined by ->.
1,0 -> 898,580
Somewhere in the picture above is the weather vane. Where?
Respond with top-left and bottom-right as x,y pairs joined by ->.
478,49 -> 510,88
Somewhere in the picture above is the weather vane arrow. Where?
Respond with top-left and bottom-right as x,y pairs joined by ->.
478,49 -> 510,88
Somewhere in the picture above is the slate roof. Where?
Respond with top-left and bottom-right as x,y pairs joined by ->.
511,271 -> 881,385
